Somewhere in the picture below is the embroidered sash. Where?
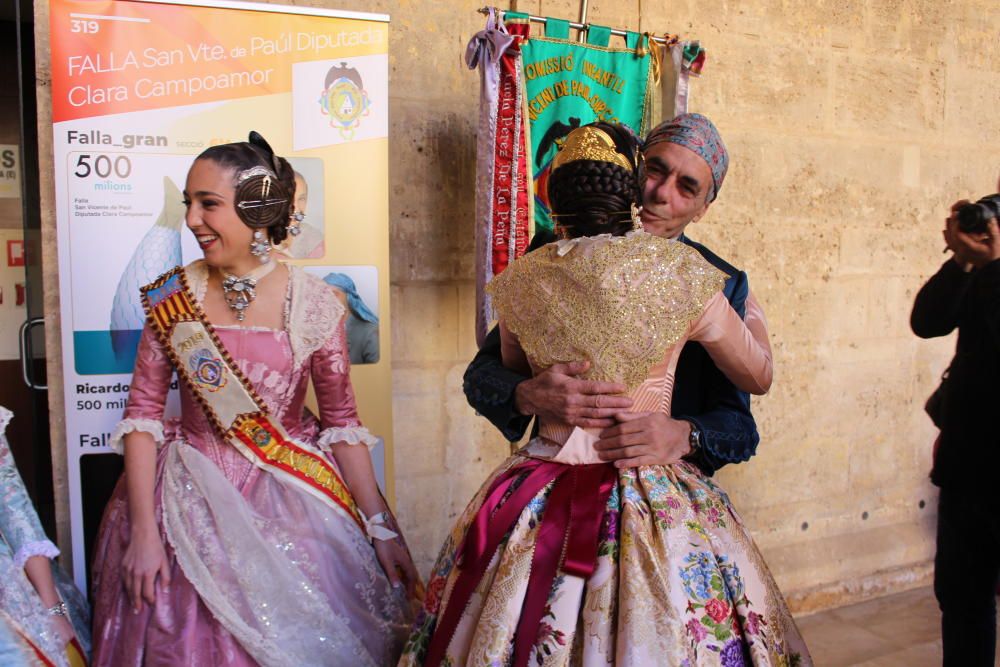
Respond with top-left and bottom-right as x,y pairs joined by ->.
467,10 -> 533,345
141,266 -> 363,529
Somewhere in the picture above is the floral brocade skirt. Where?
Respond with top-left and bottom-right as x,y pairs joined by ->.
399,446 -> 811,667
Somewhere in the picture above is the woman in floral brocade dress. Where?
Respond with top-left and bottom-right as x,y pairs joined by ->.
399,124 -> 810,667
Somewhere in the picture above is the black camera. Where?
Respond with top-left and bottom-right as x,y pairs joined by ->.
957,194 -> 1000,234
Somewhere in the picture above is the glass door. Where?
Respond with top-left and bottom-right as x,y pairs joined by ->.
2,0 -> 56,535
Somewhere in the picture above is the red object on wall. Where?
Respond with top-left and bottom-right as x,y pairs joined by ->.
7,240 -> 25,267
15,282 -> 25,306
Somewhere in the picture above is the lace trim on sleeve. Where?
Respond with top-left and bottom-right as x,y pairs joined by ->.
288,267 -> 345,368
109,418 -> 165,455
13,539 -> 59,569
0,406 -> 12,436
316,425 -> 379,451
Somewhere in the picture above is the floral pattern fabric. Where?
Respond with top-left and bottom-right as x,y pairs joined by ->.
400,236 -> 805,666
400,452 -> 809,666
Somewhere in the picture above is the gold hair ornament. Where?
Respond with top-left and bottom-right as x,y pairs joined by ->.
551,126 -> 635,174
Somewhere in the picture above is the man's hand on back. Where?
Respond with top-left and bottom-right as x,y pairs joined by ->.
514,361 -> 632,429
594,412 -> 693,468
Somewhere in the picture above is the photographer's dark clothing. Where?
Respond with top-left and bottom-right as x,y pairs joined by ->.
911,258 -> 1000,487
912,257 -> 1000,666
934,486 -> 1000,667
463,235 -> 759,476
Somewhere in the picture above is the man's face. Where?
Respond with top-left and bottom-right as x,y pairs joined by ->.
640,142 -> 713,239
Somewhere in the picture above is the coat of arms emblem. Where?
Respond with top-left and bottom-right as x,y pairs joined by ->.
318,61 -> 372,140
189,348 -> 227,392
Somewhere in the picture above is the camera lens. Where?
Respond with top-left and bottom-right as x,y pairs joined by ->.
957,194 -> 1000,234
957,203 -> 986,233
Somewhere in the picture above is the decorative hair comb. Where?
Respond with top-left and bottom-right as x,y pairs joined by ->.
551,126 -> 634,174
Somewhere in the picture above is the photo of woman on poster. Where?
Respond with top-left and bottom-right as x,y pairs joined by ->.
281,166 -> 326,259
323,271 -> 380,364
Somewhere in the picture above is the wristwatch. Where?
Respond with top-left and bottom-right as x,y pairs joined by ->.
684,422 -> 702,458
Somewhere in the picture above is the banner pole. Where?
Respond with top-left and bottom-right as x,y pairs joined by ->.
476,6 -> 681,45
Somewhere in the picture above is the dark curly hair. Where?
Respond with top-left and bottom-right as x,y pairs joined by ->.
195,132 -> 296,246
546,122 -> 642,239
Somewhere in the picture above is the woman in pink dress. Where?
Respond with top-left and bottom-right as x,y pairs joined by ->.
92,132 -> 418,666
400,124 -> 810,666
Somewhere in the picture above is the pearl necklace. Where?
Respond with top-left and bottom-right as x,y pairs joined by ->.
221,261 -> 276,322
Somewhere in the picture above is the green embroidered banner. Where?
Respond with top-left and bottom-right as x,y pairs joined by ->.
511,15 -> 654,232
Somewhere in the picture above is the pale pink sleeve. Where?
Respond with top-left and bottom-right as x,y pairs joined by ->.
744,291 -> 771,365
312,316 -> 378,451
109,323 -> 173,453
687,290 -> 773,395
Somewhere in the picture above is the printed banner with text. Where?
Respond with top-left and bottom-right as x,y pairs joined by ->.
512,15 -> 654,233
467,12 -> 656,343
50,0 -> 392,591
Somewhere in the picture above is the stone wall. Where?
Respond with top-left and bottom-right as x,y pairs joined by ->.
35,0 -> 1000,613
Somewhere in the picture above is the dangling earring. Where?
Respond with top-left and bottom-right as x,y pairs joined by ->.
288,211 -> 304,236
250,229 -> 272,263
631,203 -> 644,231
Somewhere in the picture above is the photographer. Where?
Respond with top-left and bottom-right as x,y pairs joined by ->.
911,193 -> 1000,667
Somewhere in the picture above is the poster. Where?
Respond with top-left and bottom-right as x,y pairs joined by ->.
49,0 -> 391,589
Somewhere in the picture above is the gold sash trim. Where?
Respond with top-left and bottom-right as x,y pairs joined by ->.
141,266 -> 363,529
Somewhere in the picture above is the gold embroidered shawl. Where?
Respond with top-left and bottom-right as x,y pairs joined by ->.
487,232 -> 727,391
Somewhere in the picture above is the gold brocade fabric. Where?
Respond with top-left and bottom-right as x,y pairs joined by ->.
487,232 -> 727,391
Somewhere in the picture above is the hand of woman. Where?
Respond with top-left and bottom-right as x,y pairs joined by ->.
121,528 -> 171,612
373,537 -> 421,601
50,615 -> 76,645
22,555 -> 78,645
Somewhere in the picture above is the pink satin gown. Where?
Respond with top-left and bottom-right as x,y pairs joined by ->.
91,262 -> 412,667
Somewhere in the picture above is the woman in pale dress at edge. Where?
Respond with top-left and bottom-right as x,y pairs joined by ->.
400,123 -> 811,666
91,132 -> 419,666
0,406 -> 89,667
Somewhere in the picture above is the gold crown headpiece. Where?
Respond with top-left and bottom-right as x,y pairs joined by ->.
550,126 -> 635,174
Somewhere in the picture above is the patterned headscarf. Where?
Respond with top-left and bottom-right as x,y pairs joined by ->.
322,273 -> 379,324
644,113 -> 728,203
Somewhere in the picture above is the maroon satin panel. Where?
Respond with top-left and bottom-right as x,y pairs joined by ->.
424,459 -> 617,667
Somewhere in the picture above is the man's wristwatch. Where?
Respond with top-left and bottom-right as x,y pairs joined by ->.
684,421 -> 702,458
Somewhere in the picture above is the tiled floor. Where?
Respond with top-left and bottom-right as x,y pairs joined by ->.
796,586 -> 957,666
